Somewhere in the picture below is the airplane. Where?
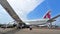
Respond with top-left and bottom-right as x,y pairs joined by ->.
23,11 -> 60,30
0,10 -> 60,30
0,22 -> 17,28
0,0 -> 60,30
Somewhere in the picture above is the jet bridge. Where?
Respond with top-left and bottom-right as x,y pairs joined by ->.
0,0 -> 23,23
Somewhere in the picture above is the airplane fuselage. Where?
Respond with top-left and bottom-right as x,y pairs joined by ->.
24,19 -> 49,25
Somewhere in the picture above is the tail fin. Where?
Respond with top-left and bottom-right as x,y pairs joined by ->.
44,10 -> 51,19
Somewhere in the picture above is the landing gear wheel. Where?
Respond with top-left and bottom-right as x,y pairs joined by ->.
30,28 -> 32,30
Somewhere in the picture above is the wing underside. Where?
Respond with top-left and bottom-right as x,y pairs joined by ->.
47,14 -> 60,22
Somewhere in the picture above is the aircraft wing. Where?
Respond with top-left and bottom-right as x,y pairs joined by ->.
47,14 -> 60,22
0,0 -> 23,23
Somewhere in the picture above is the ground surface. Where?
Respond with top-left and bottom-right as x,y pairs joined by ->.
0,28 -> 60,34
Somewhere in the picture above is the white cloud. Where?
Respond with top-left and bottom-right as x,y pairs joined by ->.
7,0 -> 45,21
0,14 -> 2,18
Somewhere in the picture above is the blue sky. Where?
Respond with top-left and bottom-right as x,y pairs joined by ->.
27,0 -> 60,19
0,0 -> 60,25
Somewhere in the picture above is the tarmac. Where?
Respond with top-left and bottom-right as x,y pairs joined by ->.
0,28 -> 60,34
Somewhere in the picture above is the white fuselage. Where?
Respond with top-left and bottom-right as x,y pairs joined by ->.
24,19 -> 49,25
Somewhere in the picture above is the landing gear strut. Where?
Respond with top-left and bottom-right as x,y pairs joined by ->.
47,23 -> 52,29
16,23 -> 24,29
